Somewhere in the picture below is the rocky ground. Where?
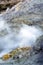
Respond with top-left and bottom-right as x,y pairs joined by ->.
0,0 -> 24,13
0,0 -> 43,65
0,0 -> 43,26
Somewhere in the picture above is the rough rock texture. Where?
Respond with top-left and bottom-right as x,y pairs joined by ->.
32,35 -> 43,65
0,0 -> 43,27
1,47 -> 31,60
0,0 -> 43,65
0,0 -> 24,13
33,35 -> 43,52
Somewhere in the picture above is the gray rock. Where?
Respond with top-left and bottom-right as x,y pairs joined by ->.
0,0 -> 43,65
0,0 -> 43,26
34,35 -> 43,51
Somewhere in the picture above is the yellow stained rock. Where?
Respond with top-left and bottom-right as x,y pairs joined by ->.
2,54 -> 12,60
2,47 -> 31,60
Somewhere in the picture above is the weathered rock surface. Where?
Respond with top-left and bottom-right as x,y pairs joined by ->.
31,35 -> 43,65
0,0 -> 24,12
33,35 -> 43,52
0,0 -> 43,65
0,0 -> 43,27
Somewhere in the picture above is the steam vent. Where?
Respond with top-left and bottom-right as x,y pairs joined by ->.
0,0 -> 43,65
